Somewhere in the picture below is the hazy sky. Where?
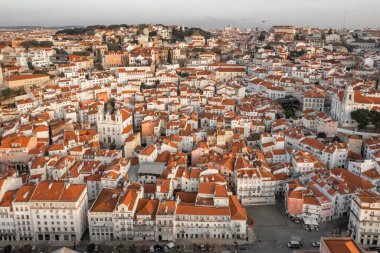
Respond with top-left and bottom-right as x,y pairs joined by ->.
0,0 -> 379,29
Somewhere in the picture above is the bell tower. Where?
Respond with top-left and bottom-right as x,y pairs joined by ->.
343,85 -> 354,105
0,65 -> 3,85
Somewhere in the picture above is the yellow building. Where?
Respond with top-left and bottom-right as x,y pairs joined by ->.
5,74 -> 50,89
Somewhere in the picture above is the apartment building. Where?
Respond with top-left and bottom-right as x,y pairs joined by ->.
349,190 -> 380,248
0,180 -> 88,242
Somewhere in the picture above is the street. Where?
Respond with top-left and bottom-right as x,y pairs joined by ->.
242,204 -> 349,253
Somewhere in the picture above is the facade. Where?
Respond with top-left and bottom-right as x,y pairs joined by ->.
303,89 -> 325,112
332,85 -> 380,127
88,183 -> 249,242
234,157 -> 276,205
349,191 -> 380,247
5,74 -> 50,88
96,108 -> 133,147
0,181 -> 88,242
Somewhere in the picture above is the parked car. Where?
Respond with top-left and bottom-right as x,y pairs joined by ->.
200,244 -> 206,251
166,242 -> 175,249
154,245 -> 164,252
2,245 -> 12,253
87,243 -> 95,252
312,242 -> 321,247
288,241 -> 301,249
94,245 -> 99,252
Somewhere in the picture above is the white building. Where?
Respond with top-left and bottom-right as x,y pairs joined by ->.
349,191 -> 380,248
0,180 -> 88,242
97,108 -> 133,147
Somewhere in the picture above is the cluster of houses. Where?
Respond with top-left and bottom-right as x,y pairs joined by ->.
0,24 -> 380,248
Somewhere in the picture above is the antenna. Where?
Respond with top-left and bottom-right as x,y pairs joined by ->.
343,12 -> 346,29
261,20 -> 270,31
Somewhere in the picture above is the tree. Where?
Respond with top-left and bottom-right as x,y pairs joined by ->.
351,109 -> 371,129
148,31 -> 158,37
180,72 -> 189,78
284,108 -> 295,119
108,98 -> 116,109
73,51 -> 90,56
263,44 -> 272,50
27,62 -> 34,70
54,48 -> 68,55
370,110 -> 380,130
107,43 -> 122,51
0,88 -> 11,99
317,132 -> 327,139
21,40 -> 53,48
39,41 -> 53,47
258,31 -> 266,41
20,40 -> 40,49
167,49 -> 173,64
332,136 -> 341,142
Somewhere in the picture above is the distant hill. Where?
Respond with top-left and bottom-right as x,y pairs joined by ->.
54,24 -> 212,40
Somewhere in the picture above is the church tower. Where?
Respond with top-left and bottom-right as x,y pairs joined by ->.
343,84 -> 355,106
0,65 -> 3,85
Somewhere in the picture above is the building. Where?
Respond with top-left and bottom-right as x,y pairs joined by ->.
319,237 -> 363,253
331,85 -> 380,127
234,157 -> 276,205
101,51 -> 128,68
5,74 -> 50,89
29,181 -> 88,242
0,135 -> 38,171
0,181 -> 88,242
88,182 -> 249,242
303,89 -> 325,112
96,108 -> 133,148
215,67 -> 246,82
349,190 -> 380,248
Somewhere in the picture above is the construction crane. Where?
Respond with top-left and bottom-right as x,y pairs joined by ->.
261,20 -> 270,31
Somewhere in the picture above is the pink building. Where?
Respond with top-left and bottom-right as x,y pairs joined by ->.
286,190 -> 304,218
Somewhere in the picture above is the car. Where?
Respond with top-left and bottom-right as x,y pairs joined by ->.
2,245 -> 12,253
94,245 -> 99,252
87,243 -> 95,252
149,246 -> 155,253
166,242 -> 175,249
312,242 -> 321,247
368,246 -> 380,251
294,219 -> 301,224
287,241 -> 301,249
200,244 -> 206,251
153,245 -> 164,252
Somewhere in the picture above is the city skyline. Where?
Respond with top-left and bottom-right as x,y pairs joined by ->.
1,2 -> 380,253
0,0 -> 380,29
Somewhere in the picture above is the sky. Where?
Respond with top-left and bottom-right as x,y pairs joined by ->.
0,0 -> 379,29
